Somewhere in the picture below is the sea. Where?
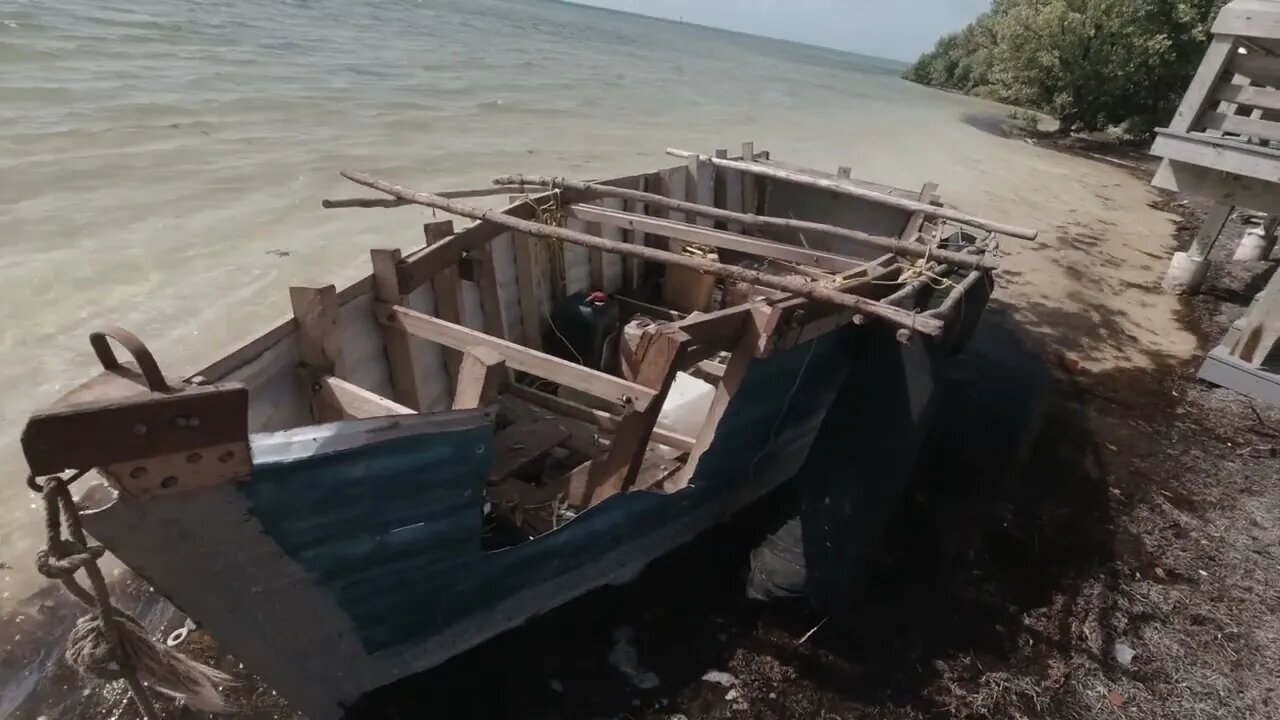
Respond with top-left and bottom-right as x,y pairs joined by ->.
0,0 -> 1120,715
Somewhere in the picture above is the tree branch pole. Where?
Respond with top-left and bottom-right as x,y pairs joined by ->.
322,185 -> 540,208
493,174 -> 999,272
664,148 -> 1040,241
340,171 -> 944,336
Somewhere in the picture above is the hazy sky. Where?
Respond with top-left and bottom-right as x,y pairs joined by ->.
571,0 -> 990,62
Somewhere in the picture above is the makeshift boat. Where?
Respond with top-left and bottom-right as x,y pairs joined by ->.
20,145 -> 1032,718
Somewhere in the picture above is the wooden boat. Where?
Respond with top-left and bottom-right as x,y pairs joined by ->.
20,145 -> 1032,718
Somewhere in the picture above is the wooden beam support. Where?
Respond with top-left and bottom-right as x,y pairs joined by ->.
564,204 -> 863,273
900,181 -> 940,244
370,248 -> 423,409
289,285 -> 344,422
511,232 -> 544,350
379,303 -> 656,411
342,171 -> 943,335
472,243 -> 507,339
506,383 -> 695,452
568,326 -> 691,507
452,346 -> 507,410
495,175 -> 996,271
318,376 -> 414,419
664,148 -> 1039,240
397,196 -> 546,293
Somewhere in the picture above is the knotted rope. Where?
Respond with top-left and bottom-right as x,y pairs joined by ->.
32,472 -> 233,716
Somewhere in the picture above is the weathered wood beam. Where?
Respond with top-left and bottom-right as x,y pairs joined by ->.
289,285 -> 344,422
506,384 -> 695,452
343,171 -> 942,336
379,303 -> 656,411
452,346 -> 507,410
564,204 -> 863,273
664,148 -> 1038,240
370,248 -> 423,409
318,376 -> 414,419
497,174 -> 996,271
396,196 -> 548,293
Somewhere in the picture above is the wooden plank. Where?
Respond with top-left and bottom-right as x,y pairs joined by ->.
431,266 -> 465,385
370,248 -> 423,410
1187,202 -> 1234,259
623,178 -> 647,291
690,155 -> 715,228
1200,110 -> 1280,143
666,304 -> 754,354
1232,263 -> 1280,365
289,285 -> 344,422
1212,82 -> 1280,113
511,232 -> 544,350
565,204 -> 862,273
665,149 -> 1038,240
568,326 -> 691,507
658,165 -> 688,224
381,303 -> 657,411
670,307 -> 776,489
836,166 -> 852,178
423,220 -> 455,243
587,222 -> 606,289
506,383 -> 695,452
318,376 -> 414,419
1169,37 -> 1239,132
741,142 -> 759,215
900,182 -> 940,243
452,346 -> 507,410
473,243 -> 507,339
1229,52 -> 1280,87
489,419 -> 570,482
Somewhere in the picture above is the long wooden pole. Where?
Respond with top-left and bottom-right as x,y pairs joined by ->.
495,174 -> 998,271
664,148 -> 1039,241
342,171 -> 944,336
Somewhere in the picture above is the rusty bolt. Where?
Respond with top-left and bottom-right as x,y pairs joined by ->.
160,476 -> 178,489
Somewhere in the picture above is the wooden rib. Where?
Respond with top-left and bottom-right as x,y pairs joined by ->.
1200,110 -> 1280,143
452,346 -> 507,410
836,166 -> 852,179
370,248 -> 423,409
568,326 -> 691,507
473,243 -> 507,339
587,220 -> 606,289
511,232 -> 544,350
431,265 -> 464,386
564,204 -> 863,273
690,155 -> 715,228
318,376 -> 414,419
741,142 -> 758,215
506,384 -> 695,452
289,285 -> 344,422
667,304 -> 755,351
669,307 -> 774,490
495,175 -> 996,271
381,303 -> 657,410
397,197 -> 546,293
900,181 -> 940,244
664,149 -> 1038,240
343,171 -> 942,335
322,186 -> 540,208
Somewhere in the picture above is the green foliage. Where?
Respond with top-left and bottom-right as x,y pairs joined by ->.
906,0 -> 1228,136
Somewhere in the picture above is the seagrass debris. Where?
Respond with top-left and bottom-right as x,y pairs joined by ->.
494,174 -> 999,272
340,170 -> 946,336
664,148 -> 1039,241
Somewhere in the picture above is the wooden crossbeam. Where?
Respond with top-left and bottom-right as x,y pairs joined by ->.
379,303 -> 656,411
452,346 -> 507,410
564,204 -> 863,273
318,376 -> 414,419
506,383 -> 695,452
